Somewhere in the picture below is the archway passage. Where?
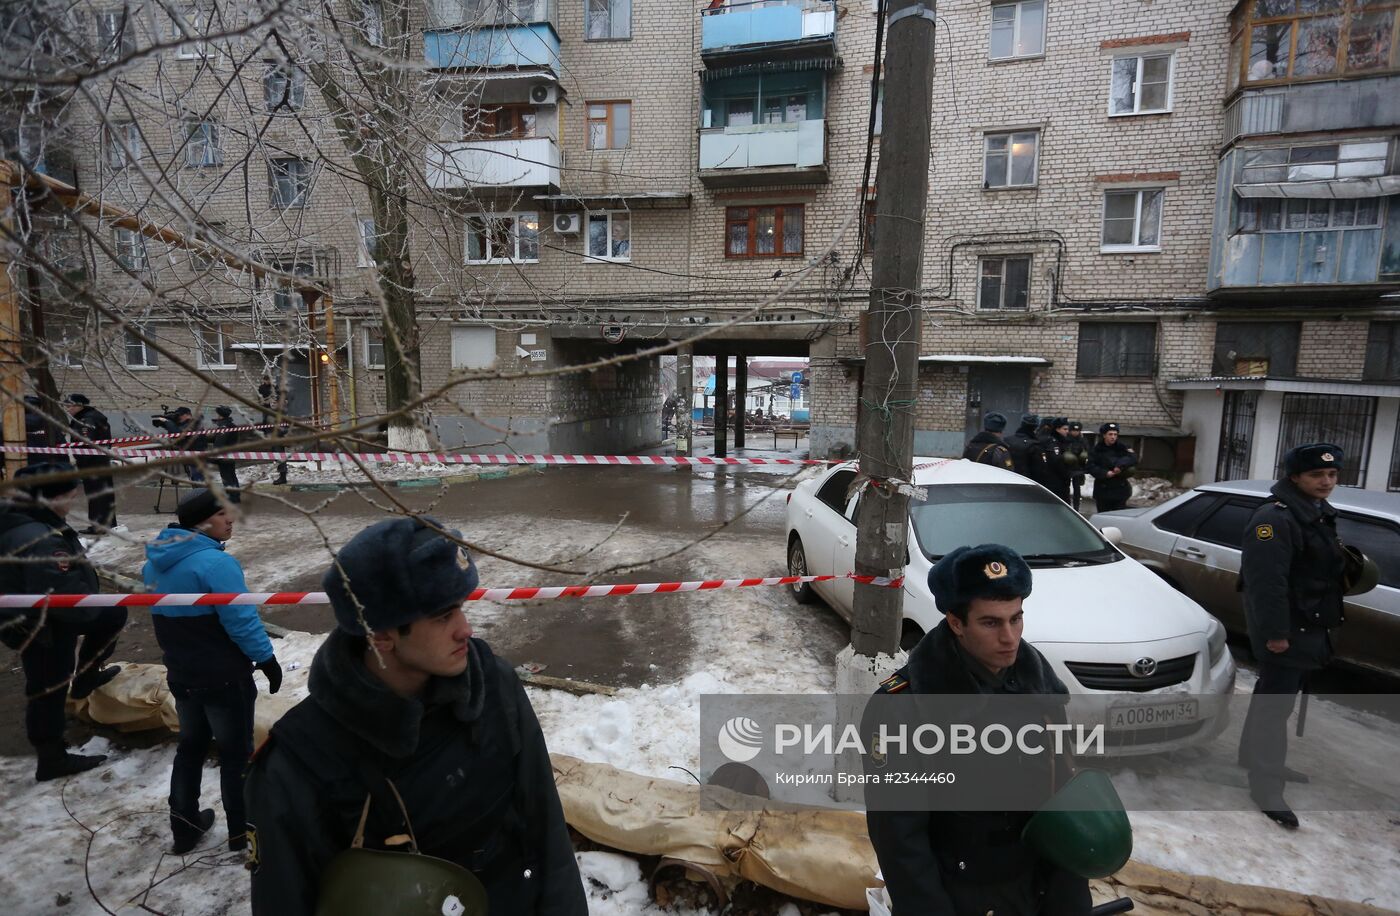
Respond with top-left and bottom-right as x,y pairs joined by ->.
688,340 -> 811,459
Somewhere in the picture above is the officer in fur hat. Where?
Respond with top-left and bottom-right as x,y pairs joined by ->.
1005,413 -> 1047,481
962,412 -> 1014,469
1237,443 -> 1350,829
63,394 -> 118,533
866,544 -> 1092,915
244,517 -> 587,915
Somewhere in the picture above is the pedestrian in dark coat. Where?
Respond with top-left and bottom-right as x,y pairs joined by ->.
1086,423 -> 1137,513
1065,422 -> 1090,510
210,406 -> 242,503
0,463 -> 126,781
23,395 -> 51,467
962,412 -> 1014,470
1237,444 -> 1349,830
866,544 -> 1091,916
144,488 -> 278,853
1037,417 -> 1074,504
63,394 -> 118,532
244,517 -> 587,916
1005,413 -> 1046,481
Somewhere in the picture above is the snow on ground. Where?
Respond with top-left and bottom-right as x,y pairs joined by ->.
238,459 -> 501,485
6,503 -> 1400,913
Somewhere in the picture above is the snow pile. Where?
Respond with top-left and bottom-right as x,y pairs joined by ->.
1130,476 -> 1187,506
238,459 -> 497,485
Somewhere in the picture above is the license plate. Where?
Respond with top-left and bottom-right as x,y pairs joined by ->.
1106,699 -> 1199,731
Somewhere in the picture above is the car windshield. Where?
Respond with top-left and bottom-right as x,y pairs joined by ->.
910,484 -> 1120,566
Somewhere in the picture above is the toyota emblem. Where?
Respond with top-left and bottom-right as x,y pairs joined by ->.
1130,657 -> 1158,678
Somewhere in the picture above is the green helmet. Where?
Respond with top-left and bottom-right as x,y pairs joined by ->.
1021,769 -> 1133,879
1061,451 -> 1082,469
1342,545 -> 1380,597
314,847 -> 489,916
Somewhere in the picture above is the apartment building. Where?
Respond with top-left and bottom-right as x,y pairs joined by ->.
16,0 -> 1400,484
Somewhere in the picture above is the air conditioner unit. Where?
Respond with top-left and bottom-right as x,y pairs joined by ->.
554,213 -> 582,234
529,84 -> 558,105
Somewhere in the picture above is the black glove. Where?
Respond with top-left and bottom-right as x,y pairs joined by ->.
255,657 -> 283,694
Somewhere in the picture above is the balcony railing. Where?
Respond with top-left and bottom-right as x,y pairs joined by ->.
424,18 -> 560,70
427,136 -> 560,190
701,0 -> 835,56
1223,74 -> 1400,146
698,119 -> 826,186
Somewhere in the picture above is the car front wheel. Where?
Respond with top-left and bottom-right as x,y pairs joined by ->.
788,537 -> 818,604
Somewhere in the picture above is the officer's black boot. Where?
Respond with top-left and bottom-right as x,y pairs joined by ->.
71,665 -> 121,700
170,808 -> 216,854
34,743 -> 108,782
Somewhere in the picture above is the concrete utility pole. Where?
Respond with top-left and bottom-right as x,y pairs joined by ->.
847,0 -> 937,667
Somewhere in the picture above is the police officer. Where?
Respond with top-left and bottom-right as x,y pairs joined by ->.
1087,422 -> 1136,513
24,395 -> 51,467
210,406 -> 242,503
962,412 -> 1014,469
1237,444 -> 1349,829
244,517 -> 587,915
63,394 -> 118,533
1065,421 -> 1090,511
1005,413 -> 1045,481
1037,417 -> 1075,504
865,544 -> 1097,915
0,463 -> 127,781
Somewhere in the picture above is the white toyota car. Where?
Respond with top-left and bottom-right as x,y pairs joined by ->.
785,458 -> 1236,755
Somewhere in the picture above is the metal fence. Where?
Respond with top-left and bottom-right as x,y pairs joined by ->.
1216,390 -> 1258,482
1274,393 -> 1375,487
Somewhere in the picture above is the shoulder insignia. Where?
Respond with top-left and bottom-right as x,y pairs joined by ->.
878,673 -> 909,694
244,823 -> 260,872
1004,459 -> 1013,468
1255,524 -> 1274,541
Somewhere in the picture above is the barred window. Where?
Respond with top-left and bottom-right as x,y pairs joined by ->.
1275,393 -> 1374,488
1212,321 -> 1299,376
1076,322 -> 1156,378
1365,322 -> 1400,381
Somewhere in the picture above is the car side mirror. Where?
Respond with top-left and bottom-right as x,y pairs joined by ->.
1101,526 -> 1124,547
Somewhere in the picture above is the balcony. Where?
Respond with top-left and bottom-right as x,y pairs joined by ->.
1223,74 -> 1400,146
426,0 -> 553,29
424,9 -> 559,72
698,120 -> 826,188
701,0 -> 836,65
426,136 -> 560,190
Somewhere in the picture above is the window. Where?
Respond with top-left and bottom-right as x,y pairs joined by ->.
105,122 -> 142,168
1212,321 -> 1299,376
1234,0 -> 1400,85
587,212 -> 630,261
184,121 -> 222,167
361,1 -> 385,45
1109,53 -> 1173,115
263,62 -> 306,112
124,327 -> 157,368
1076,322 -> 1156,378
586,101 -> 630,150
451,326 -> 497,370
978,256 -> 1031,310
1336,515 -> 1400,585
1239,140 -> 1390,185
726,206 -> 804,258
586,0 -> 631,40
1153,493 -> 1224,536
816,469 -> 857,514
97,8 -> 136,62
1101,188 -> 1164,251
465,212 -> 539,263
114,227 -> 147,270
1365,322 -> 1400,381
989,0 -> 1045,60
464,104 -> 537,140
364,326 -> 385,369
1236,197 -> 1383,233
196,324 -> 235,368
169,7 -> 207,59
1193,499 -> 1261,549
983,131 -> 1038,188
358,219 -> 378,267
270,261 -> 313,311
1274,393 -> 1375,487
270,158 -> 311,208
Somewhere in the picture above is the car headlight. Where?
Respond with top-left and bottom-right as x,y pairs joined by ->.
1206,617 -> 1227,667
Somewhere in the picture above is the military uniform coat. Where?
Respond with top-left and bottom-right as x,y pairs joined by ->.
245,629 -> 586,916
1005,425 -> 1045,481
865,621 -> 1090,916
1240,479 -> 1346,670
962,432 -> 1014,470
0,505 -> 101,648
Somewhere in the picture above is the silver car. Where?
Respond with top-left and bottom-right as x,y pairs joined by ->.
1090,481 -> 1400,679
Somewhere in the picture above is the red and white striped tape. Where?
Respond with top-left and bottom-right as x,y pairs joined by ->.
0,573 -> 904,609
9,446 -> 829,466
61,420 -> 326,447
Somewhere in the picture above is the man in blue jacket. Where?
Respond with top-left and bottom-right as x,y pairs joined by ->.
143,488 -> 281,854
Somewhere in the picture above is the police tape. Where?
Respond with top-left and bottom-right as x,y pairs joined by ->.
55,419 -> 346,447
7,446 -> 830,466
0,573 -> 905,609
